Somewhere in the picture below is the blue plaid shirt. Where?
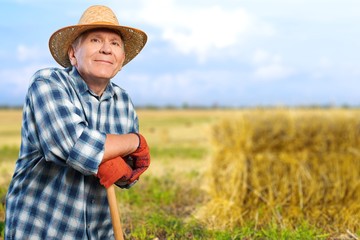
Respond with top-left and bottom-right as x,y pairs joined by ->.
5,67 -> 139,239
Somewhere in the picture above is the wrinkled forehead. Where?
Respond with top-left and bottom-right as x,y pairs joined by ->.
80,28 -> 123,40
72,28 -> 124,48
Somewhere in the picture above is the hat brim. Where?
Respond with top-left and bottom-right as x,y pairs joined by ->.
49,23 -> 147,68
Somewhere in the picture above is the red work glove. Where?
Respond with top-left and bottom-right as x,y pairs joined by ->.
97,156 -> 132,188
128,133 -> 151,183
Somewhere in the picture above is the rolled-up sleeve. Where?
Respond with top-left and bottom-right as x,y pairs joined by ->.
27,74 -> 105,175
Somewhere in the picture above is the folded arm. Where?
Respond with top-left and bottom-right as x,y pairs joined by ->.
102,133 -> 139,162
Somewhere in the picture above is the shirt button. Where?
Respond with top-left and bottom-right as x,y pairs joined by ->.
91,199 -> 95,204
87,224 -> 90,229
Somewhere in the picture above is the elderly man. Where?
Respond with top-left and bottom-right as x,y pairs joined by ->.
5,5 -> 150,239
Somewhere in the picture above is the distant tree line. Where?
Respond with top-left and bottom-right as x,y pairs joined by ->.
0,104 -> 359,110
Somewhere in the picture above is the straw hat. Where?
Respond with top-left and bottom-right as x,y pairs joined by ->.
49,5 -> 147,68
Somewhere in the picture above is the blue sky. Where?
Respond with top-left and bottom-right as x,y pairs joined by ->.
1,0 -> 360,107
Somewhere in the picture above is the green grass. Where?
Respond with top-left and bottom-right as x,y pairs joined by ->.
0,221 -> 4,239
114,174 -> 328,240
0,146 -> 19,160
117,174 -> 207,239
150,146 -> 208,159
0,146 -> 19,240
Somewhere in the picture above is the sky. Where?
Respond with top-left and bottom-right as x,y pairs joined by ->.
1,0 -> 360,108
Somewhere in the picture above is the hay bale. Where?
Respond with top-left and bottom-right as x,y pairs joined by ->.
198,109 -> 360,232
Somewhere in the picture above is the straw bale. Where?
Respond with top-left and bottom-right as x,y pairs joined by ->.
198,109 -> 360,232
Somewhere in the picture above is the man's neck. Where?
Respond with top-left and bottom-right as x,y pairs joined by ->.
86,80 -> 109,97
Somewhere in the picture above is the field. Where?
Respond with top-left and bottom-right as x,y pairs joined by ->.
1,108 -> 360,239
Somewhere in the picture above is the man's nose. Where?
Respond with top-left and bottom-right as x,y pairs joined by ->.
99,41 -> 112,54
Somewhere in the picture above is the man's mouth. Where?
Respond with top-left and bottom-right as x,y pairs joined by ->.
95,60 -> 113,64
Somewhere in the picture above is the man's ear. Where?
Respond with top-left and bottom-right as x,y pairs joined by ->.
68,46 -> 77,66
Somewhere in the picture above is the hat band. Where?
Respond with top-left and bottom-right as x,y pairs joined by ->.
80,21 -> 119,26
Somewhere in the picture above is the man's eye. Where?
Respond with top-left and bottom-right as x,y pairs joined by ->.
90,38 -> 100,43
112,41 -> 120,46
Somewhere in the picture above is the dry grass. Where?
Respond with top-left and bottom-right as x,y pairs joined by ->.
0,110 -> 21,147
136,109 -> 239,177
197,109 -> 360,233
0,110 -> 21,191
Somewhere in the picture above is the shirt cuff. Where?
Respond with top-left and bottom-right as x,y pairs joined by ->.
67,128 -> 106,175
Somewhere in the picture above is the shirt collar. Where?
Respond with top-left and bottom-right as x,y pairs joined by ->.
68,67 -> 116,101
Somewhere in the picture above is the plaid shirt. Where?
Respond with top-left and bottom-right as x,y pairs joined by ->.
5,67 -> 138,239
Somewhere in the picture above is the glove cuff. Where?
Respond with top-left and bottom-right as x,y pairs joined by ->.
132,132 -> 141,149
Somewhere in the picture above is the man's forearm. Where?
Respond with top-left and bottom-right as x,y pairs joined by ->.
102,133 -> 139,162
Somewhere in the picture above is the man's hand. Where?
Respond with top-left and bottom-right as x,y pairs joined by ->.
97,156 -> 132,188
128,133 -> 151,183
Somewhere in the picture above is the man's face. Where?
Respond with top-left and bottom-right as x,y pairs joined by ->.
69,29 -> 125,83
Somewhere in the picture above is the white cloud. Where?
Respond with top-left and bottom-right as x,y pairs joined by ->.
310,57 -> 334,80
123,0 -> 275,62
118,69 -> 240,106
254,64 -> 293,81
318,57 -> 332,69
252,49 -> 283,65
252,49 -> 271,65
252,49 -> 294,81
0,64 -> 47,96
17,44 -> 44,62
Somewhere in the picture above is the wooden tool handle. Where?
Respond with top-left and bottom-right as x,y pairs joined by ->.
106,185 -> 124,240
